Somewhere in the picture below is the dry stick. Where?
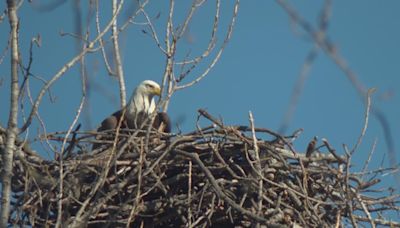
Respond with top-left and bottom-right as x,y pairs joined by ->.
143,137 -> 189,176
176,0 -> 205,41
350,88 -> 375,155
139,170 -> 167,199
70,109 -> 128,227
175,149 -> 267,223
95,0 -> 150,75
245,147 -> 336,206
334,209 -> 342,228
343,146 -> 358,228
199,110 -> 301,162
95,0 -> 115,75
1,1 -> 19,227
19,48 -> 51,154
175,0 -> 239,91
159,0 -> 176,113
84,132 -> 166,226
55,44 -> 88,228
126,139 -> 145,227
361,138 -> 378,179
164,0 -> 174,58
248,111 -> 263,228
356,194 -> 375,228
162,0 -> 235,112
19,0 -> 124,134
321,138 -> 346,163
143,110 -> 163,156
198,109 -> 223,128
353,216 -> 400,227
160,56 -> 174,113
139,6 -> 167,54
21,63 -> 59,158
37,106 -> 59,157
119,0 -> 149,32
175,0 -> 219,81
195,120 -> 243,180
112,0 -> 126,108
188,160 -> 193,227
19,35 -> 41,99
296,159 -> 318,224
73,168 -> 134,227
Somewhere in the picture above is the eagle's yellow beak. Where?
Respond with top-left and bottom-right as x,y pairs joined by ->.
153,86 -> 161,96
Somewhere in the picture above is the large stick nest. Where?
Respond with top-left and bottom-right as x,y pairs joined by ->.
4,110 -> 400,227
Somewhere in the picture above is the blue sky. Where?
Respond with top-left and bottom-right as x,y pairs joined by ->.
0,1 -> 399,194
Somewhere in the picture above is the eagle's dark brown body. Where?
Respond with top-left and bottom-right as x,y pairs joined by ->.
97,109 -> 171,133
93,80 -> 171,150
93,110 -> 171,150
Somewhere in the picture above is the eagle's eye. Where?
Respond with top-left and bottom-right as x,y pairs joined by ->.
146,84 -> 154,89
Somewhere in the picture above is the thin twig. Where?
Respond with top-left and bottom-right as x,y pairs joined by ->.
350,88 -> 375,155
95,0 -> 115,76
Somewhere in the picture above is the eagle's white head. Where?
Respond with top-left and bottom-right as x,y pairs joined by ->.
127,80 -> 161,116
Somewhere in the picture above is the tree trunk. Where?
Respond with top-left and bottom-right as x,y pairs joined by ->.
1,0 -> 20,227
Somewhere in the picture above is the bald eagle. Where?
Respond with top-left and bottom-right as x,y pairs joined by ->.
94,80 -> 171,149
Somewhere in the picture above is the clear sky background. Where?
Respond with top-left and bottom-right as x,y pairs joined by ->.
0,0 -> 399,202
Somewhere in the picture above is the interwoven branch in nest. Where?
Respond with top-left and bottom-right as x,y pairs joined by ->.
2,111 -> 399,227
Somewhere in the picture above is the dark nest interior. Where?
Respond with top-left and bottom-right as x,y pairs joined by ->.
3,110 -> 400,227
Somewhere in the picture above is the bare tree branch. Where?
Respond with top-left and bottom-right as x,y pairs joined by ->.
278,0 -> 332,134
350,88 -> 375,155
276,0 -> 399,184
1,1 -> 19,226
19,0 -> 124,133
95,0 -> 115,76
112,0 -> 127,108
175,0 -> 239,91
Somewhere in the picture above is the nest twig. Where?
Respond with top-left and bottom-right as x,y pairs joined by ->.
3,110 -> 399,227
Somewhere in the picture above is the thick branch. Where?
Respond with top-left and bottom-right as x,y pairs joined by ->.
112,0 -> 126,108
1,0 -> 19,227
